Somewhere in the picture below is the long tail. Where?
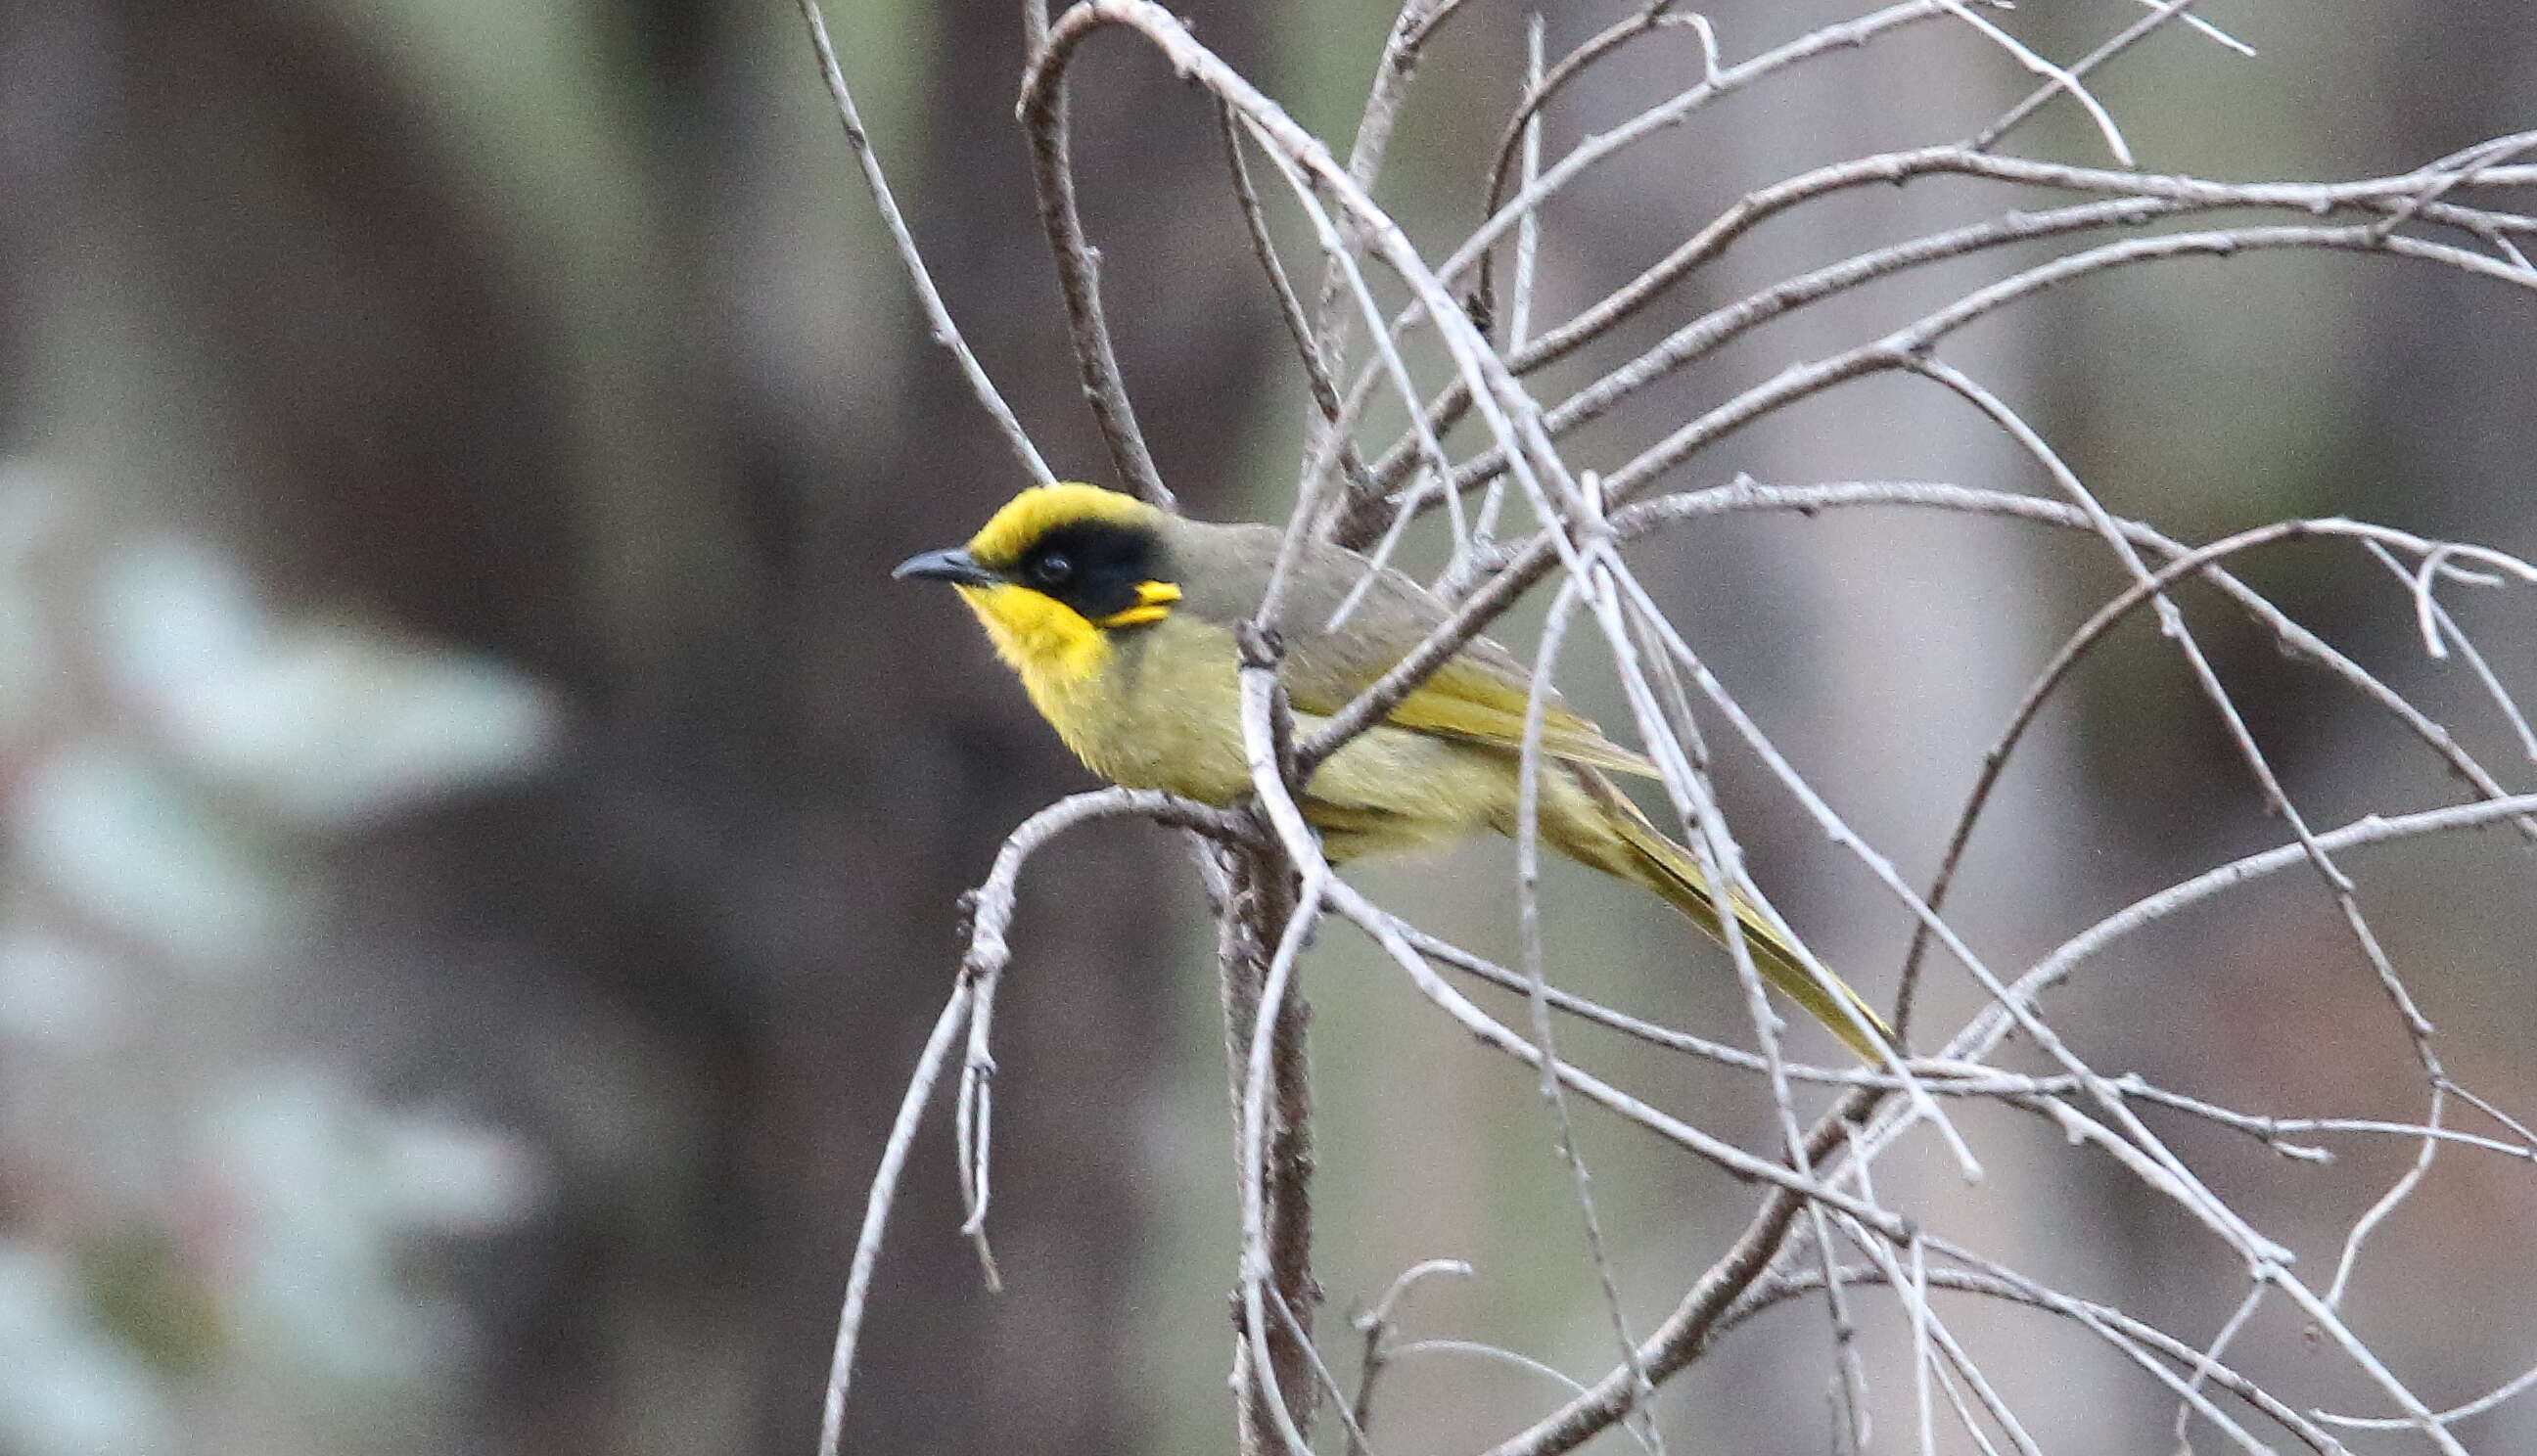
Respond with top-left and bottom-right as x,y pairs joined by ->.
1549,766 -> 1891,1062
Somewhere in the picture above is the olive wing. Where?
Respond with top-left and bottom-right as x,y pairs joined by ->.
1272,539 -> 1659,779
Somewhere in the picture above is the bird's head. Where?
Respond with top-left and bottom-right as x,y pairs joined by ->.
894,483 -> 1185,676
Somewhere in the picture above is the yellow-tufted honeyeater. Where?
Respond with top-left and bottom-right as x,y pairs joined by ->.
896,482 -> 1889,1059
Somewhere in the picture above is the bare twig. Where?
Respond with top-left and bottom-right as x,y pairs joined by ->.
1720,1263 -> 2345,1453
2318,1349 -> 2537,1433
1337,884 -> 1915,1237
1932,0 -> 2133,165
1026,0 -> 1597,582
1230,848 -> 1323,1456
794,0 -> 1052,485
1954,792 -> 2537,1062
817,979 -> 973,1456
1217,103 -> 1377,526
1235,125 -> 1466,628
1230,633 -> 1326,1454
1584,222 -> 2537,509
1895,513 -> 2537,1034
820,790 -> 1251,1455
1967,0 -> 2238,154
1360,144 -> 2537,518
1016,13 -> 1171,503
1479,1082 -> 1885,1456
1515,580 -> 1668,1454
1306,0 -> 1455,372
1349,1259 -> 1472,1452
1328,0 -> 1967,540
1470,2 -> 1686,337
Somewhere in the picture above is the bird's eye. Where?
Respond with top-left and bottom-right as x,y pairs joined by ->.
1031,552 -> 1075,586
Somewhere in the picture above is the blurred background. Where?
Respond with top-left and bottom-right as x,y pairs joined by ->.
0,1 -> 2531,1453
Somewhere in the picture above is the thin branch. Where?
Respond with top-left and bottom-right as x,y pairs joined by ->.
1717,1264 -> 2346,1453
1236,123 -> 1465,629
1327,0 -> 1964,540
1478,580 -> 2537,1456
1809,367 -> 2461,1448
1231,632 -> 1326,1454
820,790 -> 1251,1456
2369,537 -> 2537,761
1025,0 -> 1593,584
1515,581 -> 1668,1454
1306,0 -> 1455,374
1603,563 -> 1983,1176
1270,1288 -> 1379,1453
1597,222 -> 2537,509
1418,925 -> 2533,1167
1409,917 -> 2535,1166
1968,0 -> 2236,155
2325,1083 -> 2445,1309
2174,1282 -> 2271,1450
1471,1 -> 1687,335
1349,1259 -> 1472,1452
1388,1341 -> 1623,1413
2318,1347 -> 2537,1432
1016,12 -> 1171,503
1317,475 -> 2537,842
1478,1081 -> 1884,1456
818,979 -> 971,1456
1896,513 -> 2537,1034
1462,10 -> 1552,568
1233,854 -> 1325,1456
1594,562 -> 1887,1444
1217,103 -> 1377,530
1439,1 -> 1960,297
1336,884 -> 1914,1238
1824,1206 -> 2040,1456
1907,365 -> 2462,1352
1931,0 -> 2133,165
1359,143 -> 2537,515
1950,792 -> 2537,1064
795,0 -> 1052,485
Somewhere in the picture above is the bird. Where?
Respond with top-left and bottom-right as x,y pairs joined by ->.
895,481 -> 1889,1059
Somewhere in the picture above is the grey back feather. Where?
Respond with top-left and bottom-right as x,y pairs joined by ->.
1160,518 -> 1585,727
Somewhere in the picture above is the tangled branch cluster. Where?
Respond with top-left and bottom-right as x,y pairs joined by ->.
801,2 -> 2537,1452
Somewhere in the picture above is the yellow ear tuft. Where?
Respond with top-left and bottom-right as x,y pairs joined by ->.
964,483 -> 1164,569
1092,580 -> 1181,629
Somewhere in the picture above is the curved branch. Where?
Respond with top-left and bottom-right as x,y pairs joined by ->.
818,788 -> 1256,1456
1309,478 -> 2537,863
1471,3 -> 1695,333
1712,1265 -> 2345,1454
817,978 -> 973,1456
1600,222 -> 2537,508
1476,1081 -> 1882,1456
1954,792 -> 2537,1066
1357,141 -> 2537,514
1318,479 -> 2537,1456
1217,104 -> 1375,513
1896,516 -> 2537,1032
1016,16 -> 1171,502
795,0 -> 1053,485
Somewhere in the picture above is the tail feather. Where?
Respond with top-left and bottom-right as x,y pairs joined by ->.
1557,768 -> 1891,1062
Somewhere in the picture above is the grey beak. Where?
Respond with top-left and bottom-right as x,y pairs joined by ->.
892,547 -> 1000,586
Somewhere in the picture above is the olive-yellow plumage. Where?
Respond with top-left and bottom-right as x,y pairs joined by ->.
896,482 -> 1889,1059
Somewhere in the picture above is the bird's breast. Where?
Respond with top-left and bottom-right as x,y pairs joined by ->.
962,596 -> 1256,803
